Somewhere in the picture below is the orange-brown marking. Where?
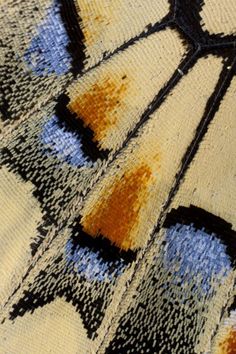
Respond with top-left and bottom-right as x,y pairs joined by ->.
219,329 -> 236,354
82,13 -> 107,46
68,77 -> 128,144
81,164 -> 153,250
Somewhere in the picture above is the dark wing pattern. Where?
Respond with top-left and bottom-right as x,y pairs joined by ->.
0,0 -> 236,353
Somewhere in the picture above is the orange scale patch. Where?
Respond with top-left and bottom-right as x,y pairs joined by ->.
68,76 -> 128,144
81,164 -> 153,251
82,14 -> 107,46
219,328 -> 236,354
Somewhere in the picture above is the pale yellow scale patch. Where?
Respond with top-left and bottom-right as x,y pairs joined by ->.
80,55 -> 223,251
76,0 -> 170,67
68,28 -> 187,151
169,76 -> 236,354
0,299 -> 92,354
173,76 -> 236,230
0,167 -> 43,306
200,0 -> 236,35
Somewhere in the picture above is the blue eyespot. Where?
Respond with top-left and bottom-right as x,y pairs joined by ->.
24,1 -> 71,76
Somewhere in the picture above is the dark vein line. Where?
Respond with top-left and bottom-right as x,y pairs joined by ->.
97,53 -> 236,354
0,47 -> 198,316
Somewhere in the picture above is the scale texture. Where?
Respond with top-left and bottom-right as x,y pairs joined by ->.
0,0 -> 236,353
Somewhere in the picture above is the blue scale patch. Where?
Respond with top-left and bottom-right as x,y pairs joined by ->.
24,1 -> 71,75
164,223 -> 231,294
65,239 -> 127,282
41,114 -> 89,166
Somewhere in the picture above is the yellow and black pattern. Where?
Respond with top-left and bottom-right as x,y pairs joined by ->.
0,0 -> 236,353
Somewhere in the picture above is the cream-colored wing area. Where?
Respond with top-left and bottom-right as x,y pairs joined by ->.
0,299 -> 92,354
200,0 -> 236,35
79,55 -> 223,251
76,0 -> 170,67
98,76 -> 236,350
0,167 -> 43,306
173,76 -> 236,229
67,28 -> 187,151
211,310 -> 236,354
168,76 -> 236,354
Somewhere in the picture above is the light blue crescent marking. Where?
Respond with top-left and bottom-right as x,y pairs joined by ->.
164,223 -> 231,294
24,1 -> 71,75
65,239 -> 127,282
41,114 -> 88,166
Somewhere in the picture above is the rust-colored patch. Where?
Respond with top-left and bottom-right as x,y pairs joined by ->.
68,77 -> 128,144
219,328 -> 236,354
81,164 -> 153,250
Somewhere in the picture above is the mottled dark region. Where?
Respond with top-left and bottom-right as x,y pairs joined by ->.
9,256 -> 109,340
0,0 -> 86,120
8,222 -> 131,339
2,0 -> 236,346
105,206 -> 236,354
